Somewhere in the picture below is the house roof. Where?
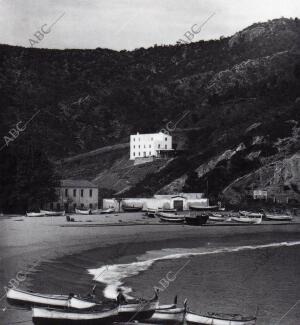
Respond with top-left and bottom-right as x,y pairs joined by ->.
60,179 -> 98,188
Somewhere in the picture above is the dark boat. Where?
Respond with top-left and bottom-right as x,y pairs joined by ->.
146,208 -> 157,218
185,213 -> 209,225
189,205 -> 219,211
122,205 -> 143,212
32,306 -> 119,325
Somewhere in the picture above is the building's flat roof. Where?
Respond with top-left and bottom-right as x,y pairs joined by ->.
60,179 -> 98,188
131,132 -> 171,137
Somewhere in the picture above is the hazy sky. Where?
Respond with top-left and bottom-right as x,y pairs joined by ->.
0,0 -> 299,50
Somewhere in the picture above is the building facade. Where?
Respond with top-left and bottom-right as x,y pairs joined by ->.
45,179 -> 98,212
130,132 -> 172,160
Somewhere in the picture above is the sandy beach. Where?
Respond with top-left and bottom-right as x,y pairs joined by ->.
1,212 -> 300,325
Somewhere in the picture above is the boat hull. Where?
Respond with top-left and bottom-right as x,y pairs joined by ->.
145,307 -> 185,324
189,205 -> 218,211
185,311 -> 256,325
26,212 -> 46,217
6,288 -> 96,309
232,216 -> 262,224
185,215 -> 209,225
157,212 -> 184,223
117,300 -> 159,322
40,210 -> 65,216
32,307 -> 118,325
265,215 -> 292,221
75,209 -> 91,215
122,207 -> 143,212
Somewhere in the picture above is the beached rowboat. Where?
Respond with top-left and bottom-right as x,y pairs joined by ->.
117,299 -> 159,322
232,214 -> 262,224
264,214 -> 293,221
189,205 -> 219,211
146,208 -> 157,218
26,212 -> 46,217
145,307 -> 185,324
185,311 -> 256,325
209,213 -> 227,222
40,210 -> 65,216
157,212 -> 185,223
122,206 -> 143,212
75,208 -> 91,215
6,288 -> 97,309
32,306 -> 119,325
185,214 -> 209,225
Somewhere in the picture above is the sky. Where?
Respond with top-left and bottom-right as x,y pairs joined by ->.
0,0 -> 299,51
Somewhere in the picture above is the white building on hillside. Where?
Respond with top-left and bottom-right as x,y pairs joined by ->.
130,132 -> 172,160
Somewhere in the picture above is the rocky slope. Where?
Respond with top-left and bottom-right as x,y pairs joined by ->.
1,18 -> 300,204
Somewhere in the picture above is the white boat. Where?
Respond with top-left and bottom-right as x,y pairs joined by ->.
209,213 -> 227,222
232,214 -> 262,224
32,306 -> 119,325
264,213 -> 293,221
26,212 -> 46,217
40,210 -> 65,216
185,311 -> 256,325
75,208 -> 91,215
157,212 -> 185,223
146,208 -> 157,217
239,211 -> 263,218
6,288 -> 96,309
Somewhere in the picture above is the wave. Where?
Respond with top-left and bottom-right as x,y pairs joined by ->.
88,240 -> 300,299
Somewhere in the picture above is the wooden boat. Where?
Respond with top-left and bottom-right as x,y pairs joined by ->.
122,205 -> 143,212
75,208 -> 91,215
32,306 -> 119,325
264,213 -> 293,221
209,213 -> 227,222
40,210 -> 65,216
185,214 -> 209,225
146,208 -> 157,218
6,288 -> 96,309
26,212 -> 46,217
185,311 -> 256,325
158,208 -> 177,213
100,208 -> 115,214
145,307 -> 185,324
157,212 -> 185,223
232,214 -> 262,224
239,211 -> 263,218
117,297 -> 159,322
189,205 -> 219,211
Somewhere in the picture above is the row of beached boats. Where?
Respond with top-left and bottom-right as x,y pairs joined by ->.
6,287 -> 257,324
26,208 -> 116,217
147,205 -> 293,225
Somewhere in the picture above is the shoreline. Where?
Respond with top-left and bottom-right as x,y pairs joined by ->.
1,214 -> 300,324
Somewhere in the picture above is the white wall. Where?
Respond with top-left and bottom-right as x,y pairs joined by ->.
130,132 -> 172,160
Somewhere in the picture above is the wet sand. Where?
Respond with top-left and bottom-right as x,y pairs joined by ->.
0,213 -> 300,324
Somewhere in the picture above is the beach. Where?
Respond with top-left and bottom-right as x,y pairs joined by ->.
0,213 -> 300,325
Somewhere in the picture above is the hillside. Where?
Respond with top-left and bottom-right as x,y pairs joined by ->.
1,17 -> 300,204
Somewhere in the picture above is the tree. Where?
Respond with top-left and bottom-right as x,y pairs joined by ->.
0,137 -> 58,213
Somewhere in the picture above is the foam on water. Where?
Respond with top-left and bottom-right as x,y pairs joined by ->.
88,240 -> 300,299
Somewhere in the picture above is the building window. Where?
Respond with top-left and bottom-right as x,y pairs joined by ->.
158,144 -> 160,148
149,145 -> 151,148
133,137 -> 135,141
139,152 -> 140,156
89,189 -> 93,197
65,189 -> 68,197
151,137 -> 153,141
81,189 -> 84,197
144,145 -> 146,148
149,151 -> 151,155
133,152 -> 135,156
165,144 -> 167,149
138,145 -> 140,148
134,145 -> 135,148
144,152 -> 146,157
89,203 -> 93,209
73,189 -> 76,197
57,203 -> 60,210
81,203 -> 84,208
73,203 -> 76,210
165,137 -> 167,141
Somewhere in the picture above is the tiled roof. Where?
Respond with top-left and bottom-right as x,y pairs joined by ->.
60,179 -> 98,188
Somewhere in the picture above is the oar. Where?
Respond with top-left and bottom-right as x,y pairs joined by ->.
183,298 -> 188,324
